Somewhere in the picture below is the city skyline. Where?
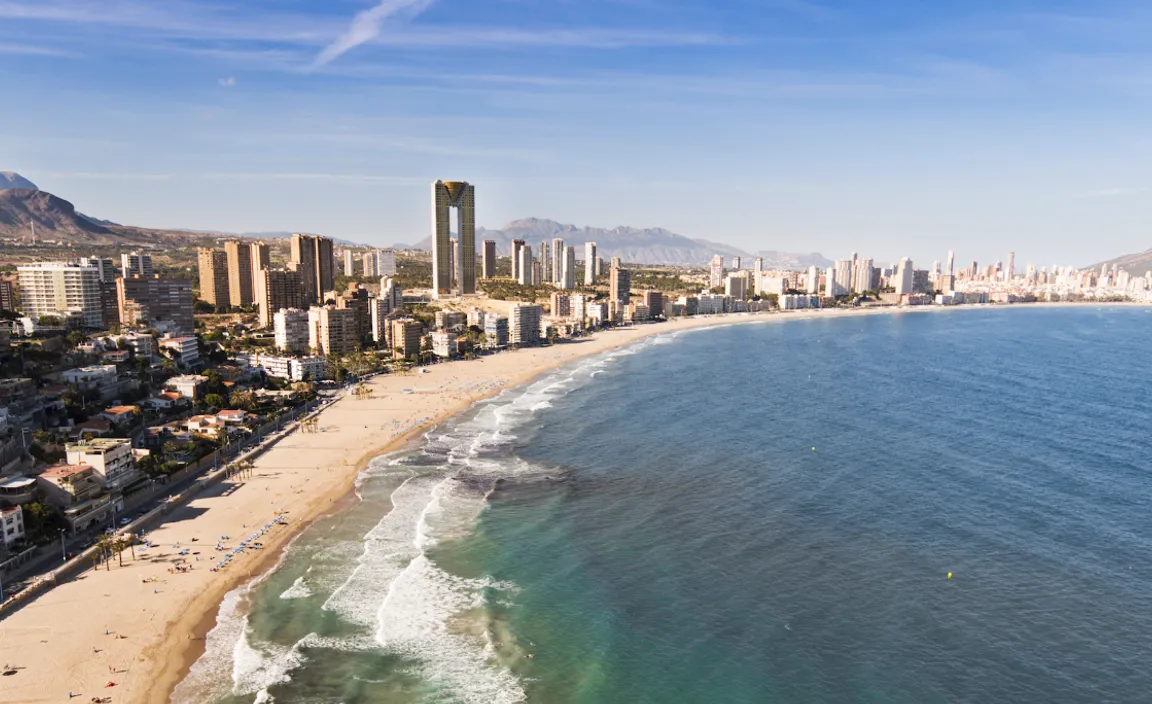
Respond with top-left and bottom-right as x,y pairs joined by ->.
4,2 -> 1152,266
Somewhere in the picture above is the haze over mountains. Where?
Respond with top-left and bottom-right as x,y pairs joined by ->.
409,217 -> 833,268
1087,250 -> 1152,277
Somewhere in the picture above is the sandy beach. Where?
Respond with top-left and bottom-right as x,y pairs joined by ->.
0,303 -> 1132,703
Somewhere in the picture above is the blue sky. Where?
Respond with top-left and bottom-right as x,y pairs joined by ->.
2,0 -> 1151,266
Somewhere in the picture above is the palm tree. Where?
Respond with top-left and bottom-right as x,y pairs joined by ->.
95,533 -> 115,570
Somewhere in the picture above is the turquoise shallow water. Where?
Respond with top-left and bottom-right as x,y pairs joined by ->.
175,306 -> 1152,703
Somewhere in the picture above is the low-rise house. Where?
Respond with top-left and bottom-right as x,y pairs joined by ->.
100,349 -> 132,364
215,409 -> 248,425
159,336 -> 200,369
166,375 -> 204,400
145,392 -> 187,411
99,405 -> 140,426
68,419 -> 114,440
36,464 -> 112,533
0,505 -> 25,550
187,415 -> 223,438
61,365 -> 120,400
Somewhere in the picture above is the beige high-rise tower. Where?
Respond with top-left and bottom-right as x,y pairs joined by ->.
224,240 -> 253,307
197,248 -> 229,311
431,180 -> 475,298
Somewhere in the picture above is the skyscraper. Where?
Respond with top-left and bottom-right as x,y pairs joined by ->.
561,246 -> 576,290
116,275 -> 194,334
197,248 -> 229,311
894,258 -> 914,295
431,180 -> 476,298
362,251 -> 377,278
538,240 -> 550,283
710,255 -> 725,288
732,256 -> 741,270
807,265 -> 820,294
377,249 -> 396,276
610,265 -> 631,306
482,240 -> 497,279
551,238 -> 565,285
17,262 -> 103,328
834,259 -> 853,296
120,252 -> 153,279
251,240 -> 271,286
1005,251 -> 1015,283
255,268 -> 303,328
344,250 -> 355,277
512,240 -> 526,281
274,308 -> 309,354
224,240 -> 254,308
584,242 -> 597,286
518,244 -> 534,286
290,233 -> 335,305
307,306 -> 357,356
946,250 -> 955,276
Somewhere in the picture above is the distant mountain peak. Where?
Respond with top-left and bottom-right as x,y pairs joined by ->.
0,171 -> 38,191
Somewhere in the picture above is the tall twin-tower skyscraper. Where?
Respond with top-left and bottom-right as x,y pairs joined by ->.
431,180 -> 476,299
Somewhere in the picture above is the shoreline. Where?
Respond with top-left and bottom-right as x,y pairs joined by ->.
0,301 -> 1143,704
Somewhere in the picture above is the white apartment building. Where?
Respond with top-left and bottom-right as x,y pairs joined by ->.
509,304 -> 542,345
584,242 -> 597,285
62,364 -> 118,393
377,249 -> 397,276
894,258 -> 914,295
1,505 -> 25,550
17,262 -> 103,328
274,308 -> 310,354
166,374 -> 204,400
431,330 -> 457,358
725,273 -> 748,299
66,438 -> 141,492
160,335 -> 200,368
570,294 -> 587,322
484,314 -> 509,349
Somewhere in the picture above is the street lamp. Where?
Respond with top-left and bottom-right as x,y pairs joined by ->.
59,528 -> 67,562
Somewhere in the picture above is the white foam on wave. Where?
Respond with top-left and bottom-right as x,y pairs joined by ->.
279,576 -> 312,600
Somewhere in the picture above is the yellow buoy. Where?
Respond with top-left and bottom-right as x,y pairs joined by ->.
947,573 -> 952,579
811,447 -> 816,451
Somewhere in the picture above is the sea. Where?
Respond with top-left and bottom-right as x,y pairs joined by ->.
172,305 -> 1152,704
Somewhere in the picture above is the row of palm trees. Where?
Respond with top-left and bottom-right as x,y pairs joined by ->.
92,532 -> 136,571
226,459 -> 256,480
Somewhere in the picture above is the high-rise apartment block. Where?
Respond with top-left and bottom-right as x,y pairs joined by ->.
0,279 -> 15,313
482,240 -> 497,279
274,308 -> 309,354
307,306 -> 357,356
197,248 -> 230,311
643,290 -> 664,318
224,240 -> 254,307
551,238 -> 565,285
431,180 -> 476,298
250,241 -> 270,282
551,292 -> 570,317
344,250 -> 355,277
894,258 -> 914,295
518,245 -> 534,286
561,246 -> 576,290
116,275 -> 194,334
120,252 -> 153,279
256,268 -> 303,328
512,240 -> 527,281
390,319 -> 424,359
610,266 -> 631,306
709,255 -> 725,288
484,314 -> 509,349
377,249 -> 397,277
17,262 -> 103,328
80,257 -> 117,283
538,240 -> 550,283
584,242 -> 598,286
509,304 -> 542,346
290,233 -> 335,305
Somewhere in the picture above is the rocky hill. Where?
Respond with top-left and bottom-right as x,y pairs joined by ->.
0,171 -> 39,191
1086,248 -> 1152,277
0,187 -> 213,246
409,217 -> 829,268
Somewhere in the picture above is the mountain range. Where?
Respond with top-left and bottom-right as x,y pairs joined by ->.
1086,249 -> 1152,277
409,217 -> 832,268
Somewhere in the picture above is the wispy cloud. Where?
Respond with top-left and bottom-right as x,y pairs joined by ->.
0,41 -> 76,56
218,76 -> 236,87
40,171 -> 172,180
313,0 -> 435,68
1077,186 -> 1148,199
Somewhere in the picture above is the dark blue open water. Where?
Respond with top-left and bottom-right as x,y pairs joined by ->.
176,306 -> 1152,703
